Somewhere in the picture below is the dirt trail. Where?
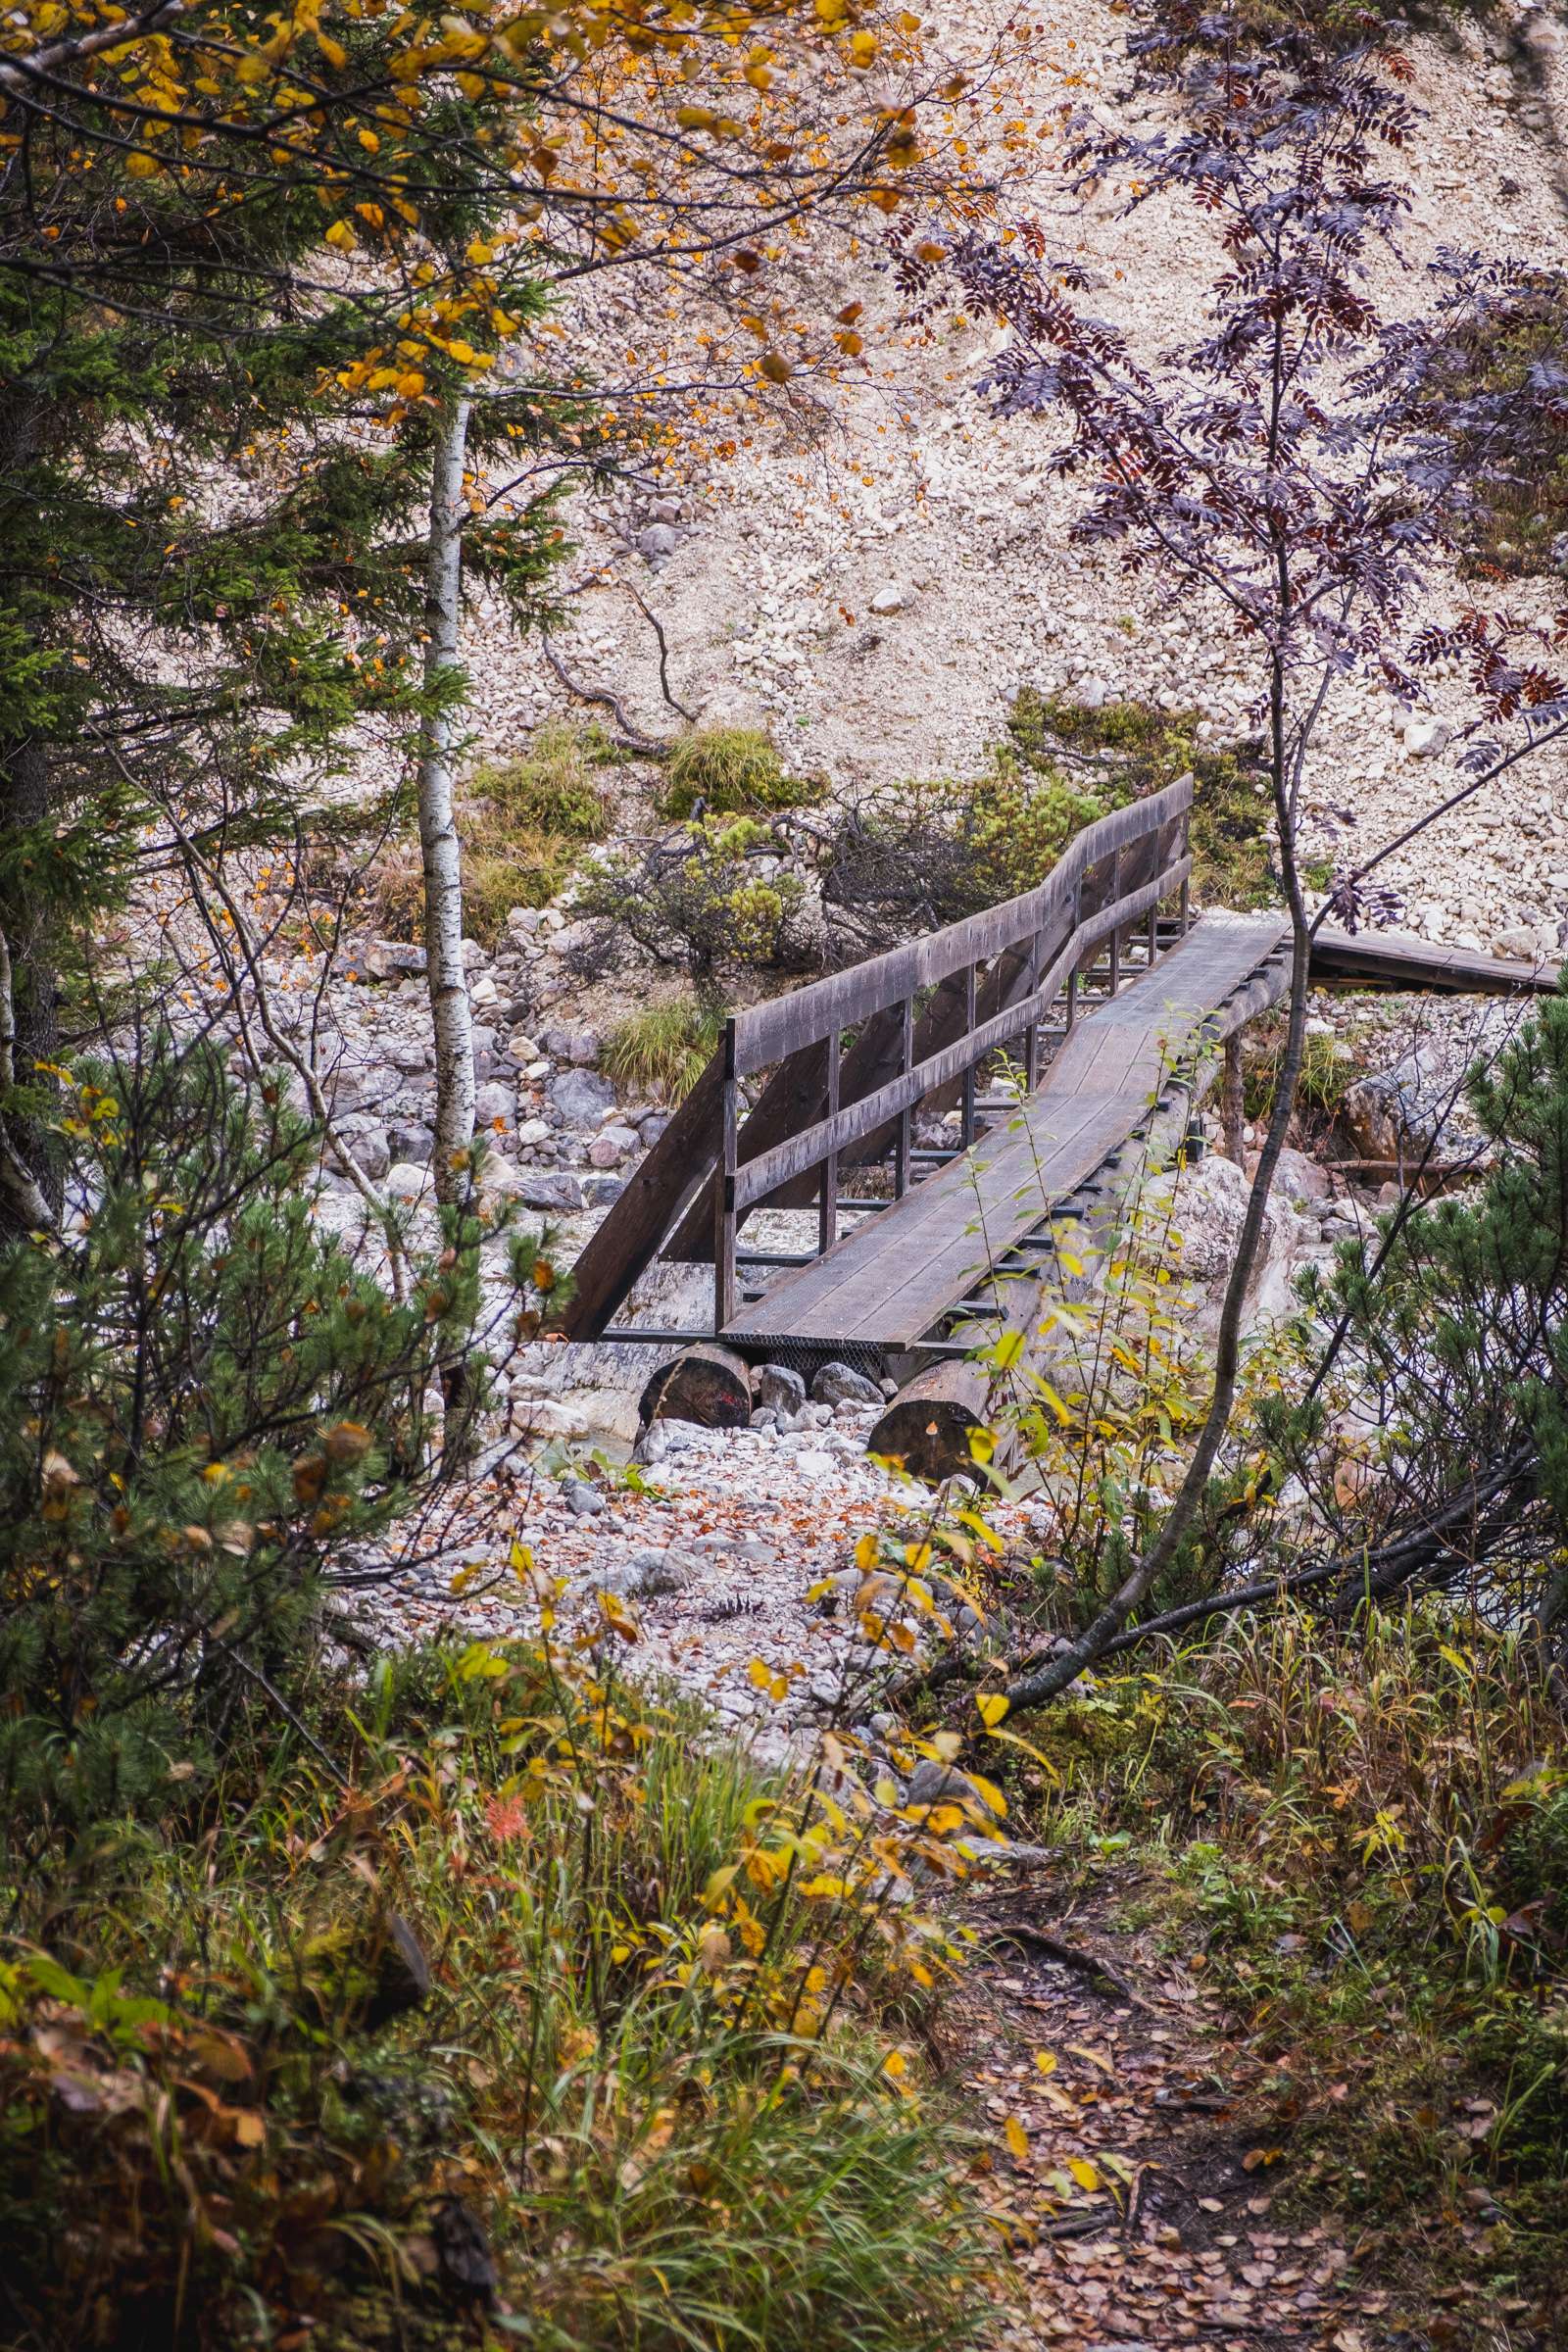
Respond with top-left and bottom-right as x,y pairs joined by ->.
960,1868 -> 1378,2352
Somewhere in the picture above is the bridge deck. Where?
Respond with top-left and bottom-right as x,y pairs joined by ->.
720,913 -> 1289,1354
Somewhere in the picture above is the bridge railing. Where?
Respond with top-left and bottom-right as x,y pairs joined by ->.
710,774 -> 1195,1326
562,772 -> 1194,1343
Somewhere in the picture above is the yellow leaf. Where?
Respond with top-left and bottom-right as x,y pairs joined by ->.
323,220 -> 357,252
1004,2115 -> 1030,2162
1035,2050 -> 1057,2077
977,1692 -> 1009,1729
855,1532 -> 879,1573
1068,2156 -> 1101,2192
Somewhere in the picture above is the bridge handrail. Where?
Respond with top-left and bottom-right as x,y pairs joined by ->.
710,772 -> 1196,1323
732,853 -> 1191,1212
729,771 -> 1195,1076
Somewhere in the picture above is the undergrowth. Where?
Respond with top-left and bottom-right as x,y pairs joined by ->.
0,1605 -> 993,2352
657,726 -> 824,821
1002,1605 -> 1568,2345
370,723 -> 615,947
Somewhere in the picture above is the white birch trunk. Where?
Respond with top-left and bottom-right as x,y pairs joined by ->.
417,396 -> 476,1207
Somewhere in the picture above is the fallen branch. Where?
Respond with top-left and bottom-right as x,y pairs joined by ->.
980,1920 -> 1152,2008
542,635 -> 671,757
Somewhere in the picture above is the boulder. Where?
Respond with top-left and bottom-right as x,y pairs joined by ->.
386,1160 -> 434,1201
811,1359 -> 883,1410
515,1168 -> 584,1213
365,939 -> 426,981
1344,1047 -> 1484,1165
588,1124 -> 639,1168
388,1120 -> 434,1163
547,1067 -> 617,1128
758,1362 -> 808,1417
474,1080 -> 516,1129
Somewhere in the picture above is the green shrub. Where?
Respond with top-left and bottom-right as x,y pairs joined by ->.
603,998 -> 726,1101
368,725 -> 614,949
0,1036 -> 497,1851
658,724 -> 824,819
577,815 -> 815,992
1241,1022 -> 1352,1127
471,718 -> 615,839
1008,688 -> 1277,909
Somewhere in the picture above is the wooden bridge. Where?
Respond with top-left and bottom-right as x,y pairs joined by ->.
563,773 -> 1556,1470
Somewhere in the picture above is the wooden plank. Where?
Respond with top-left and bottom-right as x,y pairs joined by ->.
557,1048 -> 724,1340
731,776 -> 1194,1072
1310,925 -> 1558,997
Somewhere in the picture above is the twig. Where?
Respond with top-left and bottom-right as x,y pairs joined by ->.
620,582 -> 696,721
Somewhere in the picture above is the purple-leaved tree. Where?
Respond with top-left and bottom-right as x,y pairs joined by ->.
906,2 -> 1568,1707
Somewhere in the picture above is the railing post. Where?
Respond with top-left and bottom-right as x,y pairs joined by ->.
818,1025 -> 840,1256
1025,929 -> 1042,1093
714,1016 -> 738,1332
1109,846 -> 1122,996
895,995 -> 913,1198
961,961 -> 978,1145
1180,796 -> 1193,934
1068,872 -> 1081,1033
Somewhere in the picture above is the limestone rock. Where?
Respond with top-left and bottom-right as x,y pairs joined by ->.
547,1067 -> 616,1128
811,1359 -> 882,1409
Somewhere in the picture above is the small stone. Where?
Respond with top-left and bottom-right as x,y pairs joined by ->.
385,1160 -> 433,1200
365,939 -> 426,981
567,1029 -> 602,1067
506,1030 -> 542,1064
582,1173 -> 627,1209
389,1037 -> 433,1074
637,522 -> 683,562
1403,714 -> 1450,759
547,1068 -> 617,1128
474,1080 -> 515,1128
868,582 -> 906,614
563,1476 -> 605,1518
515,1117 -> 552,1149
588,1124 -> 639,1169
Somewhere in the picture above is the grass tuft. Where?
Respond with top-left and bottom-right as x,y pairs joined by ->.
602,998 -> 726,1102
658,726 -> 825,820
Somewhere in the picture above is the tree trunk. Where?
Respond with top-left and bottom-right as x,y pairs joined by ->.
0,736 -> 61,1236
417,397 -> 476,1209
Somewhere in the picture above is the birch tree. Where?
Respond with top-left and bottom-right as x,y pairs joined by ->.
416,398 -> 479,1205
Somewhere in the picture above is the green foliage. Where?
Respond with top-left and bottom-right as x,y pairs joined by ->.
0,21 -> 580,1217
0,1625 -> 987,2352
0,1038 -> 494,1849
602,999 -> 726,1101
577,815 -> 815,994
1007,689 -> 1277,909
658,725 -> 825,820
1285,986 -> 1568,1650
369,726 -> 616,948
1241,1023 -> 1353,1128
